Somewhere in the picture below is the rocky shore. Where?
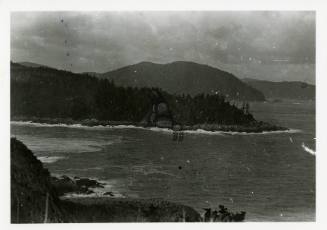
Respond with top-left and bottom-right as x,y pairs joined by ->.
10,137 -> 201,222
11,137 -> 247,223
50,175 -> 107,196
11,116 -> 288,133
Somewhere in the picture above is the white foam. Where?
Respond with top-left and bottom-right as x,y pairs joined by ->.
131,164 -> 176,177
11,121 -> 300,136
11,121 -> 109,130
148,127 -> 173,133
230,129 -> 302,135
12,121 -> 151,131
184,128 -> 301,136
302,142 -> 316,156
37,156 -> 66,163
61,192 -> 125,199
183,129 -> 224,135
54,167 -> 104,172
60,177 -> 126,199
11,121 -> 173,134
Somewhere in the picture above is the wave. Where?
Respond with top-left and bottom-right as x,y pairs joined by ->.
184,128 -> 301,136
37,156 -> 66,163
11,121 -> 112,130
183,129 -> 224,135
131,165 -> 176,177
302,143 -> 316,156
12,134 -> 117,153
12,121 -> 158,131
54,167 -> 104,172
11,121 -> 300,136
225,129 -> 302,136
61,191 -> 125,199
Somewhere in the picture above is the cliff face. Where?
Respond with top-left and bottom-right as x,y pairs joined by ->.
11,138 -> 67,223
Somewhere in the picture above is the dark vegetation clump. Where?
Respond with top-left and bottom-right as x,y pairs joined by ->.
203,205 -> 246,222
61,198 -> 201,222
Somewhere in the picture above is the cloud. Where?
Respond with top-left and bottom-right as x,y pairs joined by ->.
11,11 -> 315,77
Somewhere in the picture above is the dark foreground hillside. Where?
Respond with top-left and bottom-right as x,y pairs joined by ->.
11,138 -> 66,223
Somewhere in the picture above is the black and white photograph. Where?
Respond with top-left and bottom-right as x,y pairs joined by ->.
1,0 -> 323,226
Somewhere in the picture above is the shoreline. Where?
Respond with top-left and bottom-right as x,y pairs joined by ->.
11,117 -> 289,134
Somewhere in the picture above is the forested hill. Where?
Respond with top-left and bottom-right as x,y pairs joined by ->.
11,62 -> 257,127
100,61 -> 265,101
243,78 -> 315,100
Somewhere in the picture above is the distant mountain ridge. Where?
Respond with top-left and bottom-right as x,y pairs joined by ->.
15,61 -> 315,101
243,78 -> 315,100
100,61 -> 265,101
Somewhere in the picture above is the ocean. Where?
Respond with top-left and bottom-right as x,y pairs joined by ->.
10,100 -> 315,221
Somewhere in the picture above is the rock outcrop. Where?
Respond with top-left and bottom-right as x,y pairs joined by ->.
140,90 -> 175,128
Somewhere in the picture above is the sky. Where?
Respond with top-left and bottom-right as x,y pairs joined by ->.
11,11 -> 315,83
